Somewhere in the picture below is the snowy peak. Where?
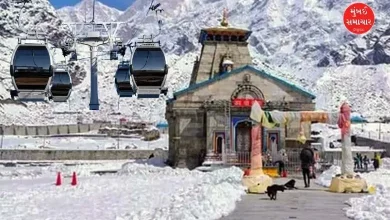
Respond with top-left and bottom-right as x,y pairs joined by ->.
57,0 -> 123,22
0,0 -> 66,40
1,0 -> 390,125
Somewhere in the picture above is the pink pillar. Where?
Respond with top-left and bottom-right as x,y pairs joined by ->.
250,124 -> 263,174
338,102 -> 354,175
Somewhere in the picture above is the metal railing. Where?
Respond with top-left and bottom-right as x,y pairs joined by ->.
358,131 -> 390,142
221,149 -> 344,175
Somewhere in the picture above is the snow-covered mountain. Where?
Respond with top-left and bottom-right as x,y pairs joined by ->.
0,0 -> 390,125
56,0 -> 123,22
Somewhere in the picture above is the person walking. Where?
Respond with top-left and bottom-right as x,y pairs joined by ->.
358,153 -> 363,169
274,149 -> 287,176
377,153 -> 383,167
300,146 -> 315,188
363,155 -> 369,171
354,154 -> 359,170
373,153 -> 380,171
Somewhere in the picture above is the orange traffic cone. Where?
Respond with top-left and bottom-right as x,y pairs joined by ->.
55,172 -> 62,186
71,172 -> 77,186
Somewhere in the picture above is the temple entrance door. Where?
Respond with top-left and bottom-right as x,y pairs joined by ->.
216,136 -> 223,154
235,120 -> 252,164
235,121 -> 252,152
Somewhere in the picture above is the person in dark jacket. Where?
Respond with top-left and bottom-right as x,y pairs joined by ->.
300,146 -> 315,188
358,153 -> 363,169
363,155 -> 369,171
373,153 -> 380,170
354,154 -> 359,170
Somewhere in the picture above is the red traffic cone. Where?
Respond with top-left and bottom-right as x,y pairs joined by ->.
55,172 -> 62,186
282,170 -> 288,177
71,172 -> 77,186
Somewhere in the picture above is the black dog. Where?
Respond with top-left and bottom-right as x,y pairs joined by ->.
265,184 -> 286,200
284,179 -> 298,190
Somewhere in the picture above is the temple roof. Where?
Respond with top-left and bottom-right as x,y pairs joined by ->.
200,26 -> 250,33
173,65 -> 316,100
198,8 -> 252,43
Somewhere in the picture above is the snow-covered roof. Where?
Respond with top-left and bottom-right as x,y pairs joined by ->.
173,65 -> 316,99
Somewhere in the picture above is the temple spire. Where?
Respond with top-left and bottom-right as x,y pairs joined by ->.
220,8 -> 228,27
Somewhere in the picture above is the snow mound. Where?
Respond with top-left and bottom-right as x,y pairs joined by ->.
317,159 -> 390,219
345,188 -> 390,220
344,167 -> 390,220
119,160 -> 190,176
315,165 -> 341,187
382,158 -> 390,170
117,165 -> 245,220
154,167 -> 245,220
0,164 -> 245,220
316,159 -> 390,188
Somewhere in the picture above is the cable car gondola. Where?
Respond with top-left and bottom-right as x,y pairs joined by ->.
10,44 -> 53,101
130,45 -> 168,98
49,67 -> 72,102
115,61 -> 134,97
110,40 -> 123,61
110,50 -> 118,60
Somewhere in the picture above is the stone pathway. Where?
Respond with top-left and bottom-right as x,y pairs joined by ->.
222,178 -> 363,220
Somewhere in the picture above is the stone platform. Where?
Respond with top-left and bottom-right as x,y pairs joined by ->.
222,178 -> 364,220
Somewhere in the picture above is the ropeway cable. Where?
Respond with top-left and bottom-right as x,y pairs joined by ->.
124,0 -> 163,45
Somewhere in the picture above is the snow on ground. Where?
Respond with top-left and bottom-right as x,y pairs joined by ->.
0,160 -> 245,220
315,165 -> 341,188
316,158 -> 390,220
0,160 -> 128,179
0,134 -> 168,150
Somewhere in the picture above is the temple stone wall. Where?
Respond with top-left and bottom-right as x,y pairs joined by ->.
205,110 -> 230,153
196,42 -> 252,83
167,100 -> 314,169
166,108 -> 206,169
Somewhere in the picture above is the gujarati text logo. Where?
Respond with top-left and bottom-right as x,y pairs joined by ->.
343,2 -> 375,35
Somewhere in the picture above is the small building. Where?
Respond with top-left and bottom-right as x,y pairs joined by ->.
166,10 -> 316,169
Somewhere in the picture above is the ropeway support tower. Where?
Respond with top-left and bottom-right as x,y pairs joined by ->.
63,0 -> 124,110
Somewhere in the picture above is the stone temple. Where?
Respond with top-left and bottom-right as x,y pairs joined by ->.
165,10 -> 316,169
